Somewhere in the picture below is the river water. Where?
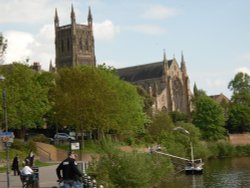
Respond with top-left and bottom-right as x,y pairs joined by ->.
160,157 -> 250,188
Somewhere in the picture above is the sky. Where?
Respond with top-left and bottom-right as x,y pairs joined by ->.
1,0 -> 250,98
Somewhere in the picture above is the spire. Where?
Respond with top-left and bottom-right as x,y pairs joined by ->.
88,6 -> 93,26
181,51 -> 186,71
163,49 -> 167,63
181,50 -> 185,63
54,8 -> 59,27
71,4 -> 76,23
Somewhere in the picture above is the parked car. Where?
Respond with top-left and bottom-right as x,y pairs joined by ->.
54,133 -> 75,142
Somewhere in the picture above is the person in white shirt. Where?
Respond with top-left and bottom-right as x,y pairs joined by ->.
21,162 -> 33,175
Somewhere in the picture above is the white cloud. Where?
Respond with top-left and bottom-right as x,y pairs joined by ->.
143,5 -> 178,20
129,25 -> 165,35
235,67 -> 250,75
4,24 -> 55,70
4,31 -> 35,63
94,20 -> 120,40
0,0 -> 71,24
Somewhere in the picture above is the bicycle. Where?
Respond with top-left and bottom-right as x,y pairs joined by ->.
20,174 -> 36,188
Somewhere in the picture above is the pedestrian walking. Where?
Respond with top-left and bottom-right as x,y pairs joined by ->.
11,154 -> 20,176
56,151 -> 83,188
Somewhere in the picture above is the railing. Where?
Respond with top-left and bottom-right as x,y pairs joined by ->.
36,145 -> 51,161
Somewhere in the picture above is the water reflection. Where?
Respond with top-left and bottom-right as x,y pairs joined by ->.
160,157 -> 250,188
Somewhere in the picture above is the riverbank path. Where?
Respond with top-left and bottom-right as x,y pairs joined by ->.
0,164 -> 59,188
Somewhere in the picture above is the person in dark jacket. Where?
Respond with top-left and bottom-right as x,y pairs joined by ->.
56,151 -> 83,188
11,154 -> 20,176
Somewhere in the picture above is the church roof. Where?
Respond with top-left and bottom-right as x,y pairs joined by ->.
117,60 -> 173,82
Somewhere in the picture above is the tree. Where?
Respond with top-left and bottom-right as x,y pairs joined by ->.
54,66 -> 148,140
148,111 -> 174,142
228,72 -> 250,95
192,95 -> 226,141
0,33 -> 7,64
0,63 -> 51,137
227,72 -> 250,133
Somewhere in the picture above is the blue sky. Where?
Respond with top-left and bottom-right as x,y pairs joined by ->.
1,0 -> 250,98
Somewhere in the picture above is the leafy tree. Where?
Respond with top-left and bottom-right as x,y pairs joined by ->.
193,83 -> 206,98
161,122 -> 206,160
147,111 -> 174,143
168,111 -> 188,123
136,85 -> 154,116
227,72 -> 250,132
0,33 -> 7,64
0,63 -> 51,137
192,95 -> 226,141
227,104 -> 250,133
228,72 -> 250,95
54,66 -> 148,140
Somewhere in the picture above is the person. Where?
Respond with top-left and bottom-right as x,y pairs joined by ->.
20,161 -> 35,186
56,151 -> 83,188
29,151 -> 35,167
11,154 -> 20,176
21,162 -> 34,175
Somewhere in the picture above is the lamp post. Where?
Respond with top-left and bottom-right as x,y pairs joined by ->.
173,127 -> 194,164
0,75 -> 9,188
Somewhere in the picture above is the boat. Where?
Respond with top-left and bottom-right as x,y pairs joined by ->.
184,159 -> 204,175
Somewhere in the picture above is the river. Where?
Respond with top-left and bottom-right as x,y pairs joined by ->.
160,157 -> 250,188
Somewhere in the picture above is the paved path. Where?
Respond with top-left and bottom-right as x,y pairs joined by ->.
0,164 -> 59,188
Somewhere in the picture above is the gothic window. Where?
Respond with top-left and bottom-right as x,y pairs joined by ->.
85,36 -> 89,51
79,37 -> 83,50
172,78 -> 183,111
162,106 -> 167,112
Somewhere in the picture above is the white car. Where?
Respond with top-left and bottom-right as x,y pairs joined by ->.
54,133 -> 75,142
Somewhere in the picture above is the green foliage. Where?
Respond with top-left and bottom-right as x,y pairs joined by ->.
11,139 -> 26,150
0,33 -> 7,63
54,66 -> 148,139
30,134 -> 50,143
161,122 -> 206,159
235,145 -> 250,156
228,72 -> 250,95
192,95 -> 226,141
27,140 -> 37,153
227,104 -> 250,132
207,142 -> 236,158
0,63 -> 51,133
89,142 -> 173,188
136,86 -> 154,116
227,72 -> 250,133
147,112 -> 174,142
169,111 -> 188,123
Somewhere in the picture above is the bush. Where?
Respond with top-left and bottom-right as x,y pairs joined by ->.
89,142 -> 173,188
11,139 -> 25,150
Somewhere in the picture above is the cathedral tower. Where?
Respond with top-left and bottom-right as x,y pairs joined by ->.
54,5 -> 96,69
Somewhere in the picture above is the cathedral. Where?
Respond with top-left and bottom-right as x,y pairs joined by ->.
117,52 -> 192,114
54,5 -> 96,69
53,6 -> 192,114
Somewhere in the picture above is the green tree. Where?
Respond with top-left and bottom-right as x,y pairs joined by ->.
54,66 -> 148,140
228,72 -> 250,95
148,111 -> 174,142
0,33 -> 7,64
0,63 -> 51,137
192,95 -> 226,141
227,72 -> 250,132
